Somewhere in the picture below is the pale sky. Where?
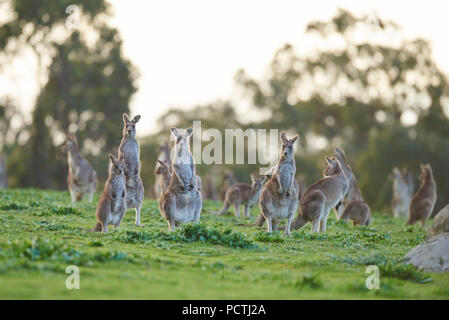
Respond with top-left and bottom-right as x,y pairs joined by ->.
107,0 -> 449,136
1,0 -> 449,137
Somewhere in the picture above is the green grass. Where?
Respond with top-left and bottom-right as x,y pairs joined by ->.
0,188 -> 448,299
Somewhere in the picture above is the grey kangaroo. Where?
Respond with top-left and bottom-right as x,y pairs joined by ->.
291,156 -> 348,233
159,128 -> 202,231
63,133 -> 97,202
92,154 -> 126,233
408,164 -> 437,226
214,174 -> 266,218
118,114 -> 144,226
390,167 -> 414,218
154,142 -> 172,198
333,147 -> 371,225
258,132 -> 300,234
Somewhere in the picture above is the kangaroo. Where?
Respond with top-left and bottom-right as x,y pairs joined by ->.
92,154 -> 127,233
63,133 -> 97,202
257,132 -> 299,234
154,142 -> 172,198
390,167 -> 415,218
154,160 -> 171,194
155,158 -> 202,197
214,174 -> 266,218
333,147 -> 371,225
159,127 -> 202,231
220,170 -> 237,200
118,113 -> 144,226
340,201 -> 371,226
333,148 -> 362,214
408,164 -> 437,226
291,156 -> 348,233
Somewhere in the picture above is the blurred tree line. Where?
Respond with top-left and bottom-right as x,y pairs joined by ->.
1,6 -> 448,214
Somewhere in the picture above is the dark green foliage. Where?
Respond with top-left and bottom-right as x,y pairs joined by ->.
379,263 -> 431,284
113,224 -> 257,249
294,273 -> 323,289
253,231 -> 285,243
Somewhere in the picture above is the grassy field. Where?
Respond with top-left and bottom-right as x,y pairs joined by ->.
0,188 -> 448,299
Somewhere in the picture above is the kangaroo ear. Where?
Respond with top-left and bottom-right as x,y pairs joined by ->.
420,163 -> 425,171
280,132 -> 287,143
185,128 -> 193,136
250,174 -> 256,183
170,127 -> 180,138
325,156 -> 334,165
108,153 -> 116,163
132,115 -> 141,123
290,134 -> 299,144
123,113 -> 130,123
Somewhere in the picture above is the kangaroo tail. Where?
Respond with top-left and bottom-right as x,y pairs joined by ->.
236,213 -> 266,227
212,201 -> 230,215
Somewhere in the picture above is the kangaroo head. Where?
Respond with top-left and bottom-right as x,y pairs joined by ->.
155,160 -> 170,175
109,153 -> 124,175
250,174 -> 266,191
419,163 -> 433,181
334,147 -> 351,175
63,133 -> 79,152
171,127 -> 193,156
280,132 -> 299,161
123,113 -> 141,137
323,156 -> 342,177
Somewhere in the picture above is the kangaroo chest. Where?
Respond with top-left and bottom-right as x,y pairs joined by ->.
109,175 -> 126,213
120,139 -> 139,173
277,162 -> 295,192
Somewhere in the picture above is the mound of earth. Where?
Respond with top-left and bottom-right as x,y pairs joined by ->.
404,233 -> 449,273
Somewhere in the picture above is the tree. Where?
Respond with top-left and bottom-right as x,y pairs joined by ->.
0,0 -> 138,188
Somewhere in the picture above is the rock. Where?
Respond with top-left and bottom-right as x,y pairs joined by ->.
404,233 -> 449,273
428,204 -> 449,239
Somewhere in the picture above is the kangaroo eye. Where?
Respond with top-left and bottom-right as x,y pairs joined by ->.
112,193 -> 116,198
177,137 -> 182,143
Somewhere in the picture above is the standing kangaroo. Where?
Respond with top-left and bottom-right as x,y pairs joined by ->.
258,132 -> 300,234
390,167 -> 415,218
154,160 -> 171,194
63,133 -> 97,202
333,147 -> 371,225
159,127 -> 202,231
92,154 -> 127,233
154,142 -> 172,198
408,164 -> 437,226
291,156 -> 348,233
214,174 -> 266,218
118,114 -> 144,226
